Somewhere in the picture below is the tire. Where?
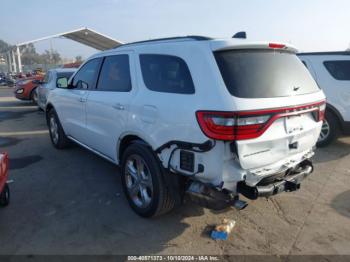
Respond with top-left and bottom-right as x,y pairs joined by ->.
0,184 -> 10,207
317,111 -> 340,147
47,109 -> 70,149
121,142 -> 175,217
31,88 -> 38,104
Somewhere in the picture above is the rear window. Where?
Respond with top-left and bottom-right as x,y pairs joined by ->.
140,54 -> 195,94
214,50 -> 320,98
324,60 -> 350,80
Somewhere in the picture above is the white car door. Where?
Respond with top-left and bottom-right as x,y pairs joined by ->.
59,58 -> 103,143
321,58 -> 350,121
85,52 -> 136,161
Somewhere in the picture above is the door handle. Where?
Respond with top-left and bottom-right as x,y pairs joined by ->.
113,103 -> 125,110
78,97 -> 87,103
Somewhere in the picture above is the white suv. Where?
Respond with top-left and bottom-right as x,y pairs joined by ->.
46,36 -> 325,217
298,52 -> 350,146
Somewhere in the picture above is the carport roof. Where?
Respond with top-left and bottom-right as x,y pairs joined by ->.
16,27 -> 123,50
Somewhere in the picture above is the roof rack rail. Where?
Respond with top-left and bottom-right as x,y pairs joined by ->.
113,35 -> 213,49
298,51 -> 350,56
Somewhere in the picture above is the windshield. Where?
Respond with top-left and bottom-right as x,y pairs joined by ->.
57,72 -> 75,80
214,50 -> 320,98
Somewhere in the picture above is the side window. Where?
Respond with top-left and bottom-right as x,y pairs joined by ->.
72,58 -> 102,89
324,60 -> 350,81
140,54 -> 195,94
97,55 -> 131,92
301,60 -> 308,68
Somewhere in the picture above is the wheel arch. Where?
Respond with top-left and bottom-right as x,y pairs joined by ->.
29,86 -> 38,99
117,133 -> 154,165
326,103 -> 345,132
45,103 -> 54,124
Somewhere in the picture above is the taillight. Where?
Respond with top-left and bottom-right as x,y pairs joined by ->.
196,111 -> 271,141
196,101 -> 326,141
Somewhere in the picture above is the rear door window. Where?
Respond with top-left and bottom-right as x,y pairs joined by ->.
214,50 -> 320,98
97,55 -> 132,92
140,54 -> 195,94
324,60 -> 350,80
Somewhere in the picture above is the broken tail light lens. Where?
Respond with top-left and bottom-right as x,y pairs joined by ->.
318,103 -> 326,122
196,101 -> 326,141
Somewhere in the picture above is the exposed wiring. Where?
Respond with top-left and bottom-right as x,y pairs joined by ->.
165,140 -> 216,177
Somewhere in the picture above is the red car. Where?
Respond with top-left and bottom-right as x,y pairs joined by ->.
14,74 -> 44,102
0,153 -> 9,207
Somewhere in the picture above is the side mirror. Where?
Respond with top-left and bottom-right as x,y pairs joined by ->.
56,77 -> 68,88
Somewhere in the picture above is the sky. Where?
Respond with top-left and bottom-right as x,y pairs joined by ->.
1,0 -> 350,60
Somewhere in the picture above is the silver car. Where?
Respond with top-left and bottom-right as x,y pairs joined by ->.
36,68 -> 76,110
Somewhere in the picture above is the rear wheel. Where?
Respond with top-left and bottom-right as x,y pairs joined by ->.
0,184 -> 10,207
121,142 -> 175,217
317,111 -> 339,147
47,109 -> 70,149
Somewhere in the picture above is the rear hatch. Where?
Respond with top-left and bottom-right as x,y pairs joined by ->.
199,43 -> 325,171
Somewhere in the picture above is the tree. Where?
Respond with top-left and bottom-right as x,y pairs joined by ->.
0,39 -> 12,54
21,43 -> 42,65
75,55 -> 83,63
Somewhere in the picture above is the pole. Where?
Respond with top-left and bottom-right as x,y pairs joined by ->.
7,52 -> 12,73
11,50 -> 17,73
16,46 -> 22,73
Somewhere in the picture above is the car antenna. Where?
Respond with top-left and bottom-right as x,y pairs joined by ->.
232,31 -> 247,39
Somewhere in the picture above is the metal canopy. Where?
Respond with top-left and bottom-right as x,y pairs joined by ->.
17,27 -> 123,50
9,27 -> 123,73
63,28 -> 122,50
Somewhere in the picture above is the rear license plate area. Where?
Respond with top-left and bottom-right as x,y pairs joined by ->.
285,115 -> 304,134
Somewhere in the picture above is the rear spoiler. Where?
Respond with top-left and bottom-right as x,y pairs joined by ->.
210,40 -> 298,53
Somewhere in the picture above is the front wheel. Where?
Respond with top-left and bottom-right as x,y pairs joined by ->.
317,111 -> 339,147
47,109 -> 70,149
31,88 -> 38,104
0,184 -> 10,207
121,142 -> 175,217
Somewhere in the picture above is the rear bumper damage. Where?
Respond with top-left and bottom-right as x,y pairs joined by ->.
237,160 -> 313,199
186,159 -> 313,210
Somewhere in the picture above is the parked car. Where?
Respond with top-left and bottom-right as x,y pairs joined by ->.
36,68 -> 76,110
0,152 -> 9,207
298,52 -> 350,146
14,74 -> 44,102
46,36 -> 325,217
0,75 -> 15,87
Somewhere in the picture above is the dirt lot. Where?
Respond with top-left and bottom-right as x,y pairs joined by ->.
0,86 -> 349,256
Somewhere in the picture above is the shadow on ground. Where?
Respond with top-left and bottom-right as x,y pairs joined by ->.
331,190 -> 350,219
314,139 -> 350,164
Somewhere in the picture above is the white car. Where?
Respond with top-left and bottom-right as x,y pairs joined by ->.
46,36 -> 325,217
36,68 -> 77,111
298,52 -> 350,146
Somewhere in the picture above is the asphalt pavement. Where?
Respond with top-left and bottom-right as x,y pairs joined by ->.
0,87 -> 349,256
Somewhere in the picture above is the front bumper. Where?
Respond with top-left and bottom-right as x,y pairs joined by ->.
237,160 -> 313,199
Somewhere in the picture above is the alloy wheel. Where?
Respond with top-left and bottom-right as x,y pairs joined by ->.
49,115 -> 59,144
124,154 -> 153,208
318,119 -> 330,143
